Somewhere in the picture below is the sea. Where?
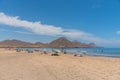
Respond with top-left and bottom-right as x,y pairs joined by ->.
27,48 -> 120,58
64,48 -> 120,58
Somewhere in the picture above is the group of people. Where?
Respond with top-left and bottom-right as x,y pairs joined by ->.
15,48 -> 87,57
16,48 -> 45,53
15,48 -> 66,56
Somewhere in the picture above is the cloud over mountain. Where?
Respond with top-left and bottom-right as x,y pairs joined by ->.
0,12 -> 95,40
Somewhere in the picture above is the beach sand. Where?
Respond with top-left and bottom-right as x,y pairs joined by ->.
0,48 -> 120,80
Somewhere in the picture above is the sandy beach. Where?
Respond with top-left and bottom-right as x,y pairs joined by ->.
0,48 -> 120,80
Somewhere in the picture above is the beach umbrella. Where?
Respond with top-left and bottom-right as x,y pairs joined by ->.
52,49 -> 61,53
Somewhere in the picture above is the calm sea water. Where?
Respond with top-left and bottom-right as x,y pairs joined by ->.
64,48 -> 120,58
27,48 -> 120,58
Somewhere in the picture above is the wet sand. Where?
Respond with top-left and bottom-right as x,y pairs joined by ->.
0,48 -> 120,80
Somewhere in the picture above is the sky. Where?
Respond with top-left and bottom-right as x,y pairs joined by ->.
0,0 -> 120,47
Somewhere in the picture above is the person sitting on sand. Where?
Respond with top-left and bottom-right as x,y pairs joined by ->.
16,48 -> 22,52
74,54 -> 83,57
43,51 -> 48,54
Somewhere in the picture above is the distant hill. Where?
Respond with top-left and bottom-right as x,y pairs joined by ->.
0,39 -> 34,47
49,37 -> 73,48
0,37 -> 97,48
34,42 -> 47,48
49,37 -> 96,48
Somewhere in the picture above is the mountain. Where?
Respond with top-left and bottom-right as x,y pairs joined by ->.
34,42 -> 47,48
0,37 -> 96,48
0,39 -> 34,47
49,37 -> 96,48
72,41 -> 96,48
49,37 -> 73,48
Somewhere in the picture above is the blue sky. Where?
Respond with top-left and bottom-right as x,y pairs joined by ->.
0,0 -> 120,47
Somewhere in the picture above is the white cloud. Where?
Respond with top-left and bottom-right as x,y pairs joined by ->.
14,31 -> 33,35
62,30 -> 93,38
0,12 -> 63,36
0,12 -> 120,47
0,12 -> 93,39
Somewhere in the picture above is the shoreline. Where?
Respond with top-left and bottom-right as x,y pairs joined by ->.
1,47 -> 120,58
85,54 -> 120,58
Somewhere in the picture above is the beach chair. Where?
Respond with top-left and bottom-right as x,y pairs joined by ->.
51,53 -> 59,56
